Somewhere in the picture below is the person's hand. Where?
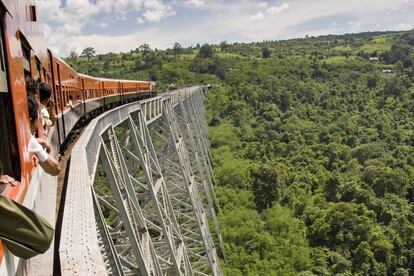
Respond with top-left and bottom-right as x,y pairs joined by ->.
33,155 -> 39,166
36,138 -> 51,154
0,175 -> 19,186
46,99 -> 55,109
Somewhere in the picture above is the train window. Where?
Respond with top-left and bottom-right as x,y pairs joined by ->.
56,63 -> 63,110
43,68 -> 47,82
0,22 -> 6,92
0,20 -> 20,180
64,86 -> 68,107
55,84 -> 60,110
35,59 -> 41,81
26,5 -> 37,22
22,44 -> 31,79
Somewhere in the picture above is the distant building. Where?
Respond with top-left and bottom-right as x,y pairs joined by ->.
382,69 -> 392,73
369,57 -> 380,62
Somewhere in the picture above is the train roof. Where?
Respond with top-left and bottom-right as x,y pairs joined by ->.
77,73 -> 151,84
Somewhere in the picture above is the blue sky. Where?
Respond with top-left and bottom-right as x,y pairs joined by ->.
36,0 -> 414,57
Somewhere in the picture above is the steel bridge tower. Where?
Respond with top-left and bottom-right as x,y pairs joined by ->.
59,86 -> 223,275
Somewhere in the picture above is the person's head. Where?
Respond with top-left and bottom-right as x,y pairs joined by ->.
27,95 -> 39,133
39,82 -> 52,105
69,95 -> 73,101
26,77 -> 38,96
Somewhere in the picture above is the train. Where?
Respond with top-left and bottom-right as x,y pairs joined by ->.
0,0 -> 156,269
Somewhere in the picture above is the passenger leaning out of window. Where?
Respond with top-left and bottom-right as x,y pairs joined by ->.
27,96 -> 60,176
67,95 -> 74,109
39,82 -> 56,128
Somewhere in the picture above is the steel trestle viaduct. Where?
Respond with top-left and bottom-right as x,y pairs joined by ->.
59,86 -> 223,275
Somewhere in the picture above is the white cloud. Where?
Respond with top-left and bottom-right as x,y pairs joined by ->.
36,0 -> 176,56
347,20 -> 362,32
44,25 -> 199,56
395,23 -> 413,30
266,3 -> 289,15
248,2 -> 288,22
257,2 -> 268,8
184,0 -> 205,7
98,21 -> 109,28
143,0 -> 175,22
36,0 -> 174,30
249,12 -> 264,21
36,0 -> 414,57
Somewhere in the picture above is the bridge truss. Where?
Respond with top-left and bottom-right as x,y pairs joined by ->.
59,87 -> 223,275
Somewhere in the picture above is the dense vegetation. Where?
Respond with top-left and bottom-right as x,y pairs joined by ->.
68,30 -> 414,275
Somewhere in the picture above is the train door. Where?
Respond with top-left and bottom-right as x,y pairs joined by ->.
0,14 -> 20,183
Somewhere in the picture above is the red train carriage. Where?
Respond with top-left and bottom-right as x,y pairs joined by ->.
0,0 -> 156,272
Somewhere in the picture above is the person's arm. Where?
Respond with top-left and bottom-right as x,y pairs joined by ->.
46,100 -> 57,125
0,175 -> 19,186
67,100 -> 74,109
39,156 -> 60,176
31,137 -> 61,176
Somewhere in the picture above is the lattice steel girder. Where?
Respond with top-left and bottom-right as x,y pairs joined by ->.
145,100 -> 220,273
127,109 -> 194,276
99,135 -> 154,276
163,97 -> 222,276
176,96 -> 223,253
93,190 -> 125,276
146,114 -> 209,262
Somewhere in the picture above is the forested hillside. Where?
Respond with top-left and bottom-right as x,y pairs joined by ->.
67,30 -> 414,275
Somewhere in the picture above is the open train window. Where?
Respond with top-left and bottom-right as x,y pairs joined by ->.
26,5 -> 37,22
43,68 -> 47,82
0,19 -> 20,180
22,43 -> 31,80
0,21 -> 6,93
35,59 -> 41,81
55,84 -> 60,110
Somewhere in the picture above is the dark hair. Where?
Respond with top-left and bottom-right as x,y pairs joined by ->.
27,96 -> 38,121
26,77 -> 38,96
39,82 -> 52,103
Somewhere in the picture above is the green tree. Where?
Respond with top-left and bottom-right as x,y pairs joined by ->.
81,47 -> 96,61
173,42 -> 183,58
251,165 -> 283,211
280,92 -> 292,112
367,76 -> 377,89
138,43 -> 151,55
262,47 -> 271,59
220,41 -> 229,53
68,50 -> 78,62
103,60 -> 110,71
199,43 -> 214,58
383,77 -> 407,98
403,57 -> 413,68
